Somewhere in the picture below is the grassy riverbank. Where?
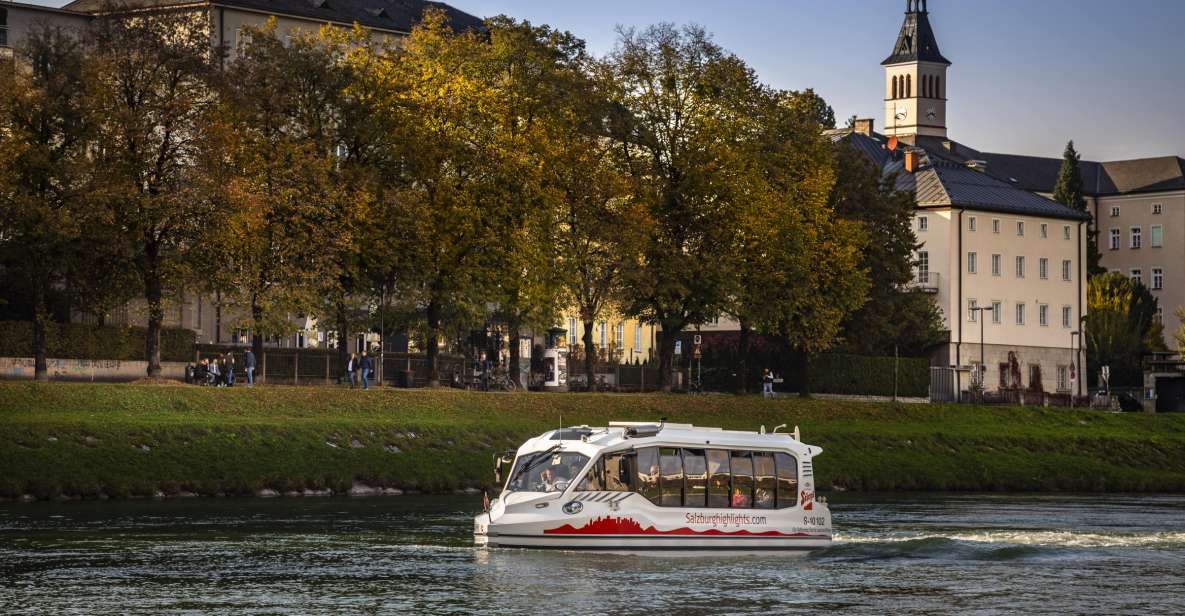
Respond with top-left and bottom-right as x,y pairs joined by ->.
2,382 -> 1185,500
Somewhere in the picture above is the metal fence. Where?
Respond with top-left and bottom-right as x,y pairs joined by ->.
193,347 -> 465,387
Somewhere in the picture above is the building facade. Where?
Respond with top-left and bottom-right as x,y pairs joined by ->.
830,1 -> 1092,396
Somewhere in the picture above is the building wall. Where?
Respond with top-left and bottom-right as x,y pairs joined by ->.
1095,190 -> 1185,340
209,6 -> 404,60
0,4 -> 90,52
923,207 -> 1087,394
557,312 -> 658,365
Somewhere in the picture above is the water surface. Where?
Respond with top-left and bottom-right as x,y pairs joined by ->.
2,494 -> 1183,614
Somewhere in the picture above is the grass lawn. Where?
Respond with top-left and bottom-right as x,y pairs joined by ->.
2,381 -> 1184,499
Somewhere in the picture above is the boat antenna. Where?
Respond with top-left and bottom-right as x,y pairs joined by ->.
773,423 -> 787,434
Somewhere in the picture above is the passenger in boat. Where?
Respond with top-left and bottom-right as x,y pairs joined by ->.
731,487 -> 750,508
755,487 -> 774,508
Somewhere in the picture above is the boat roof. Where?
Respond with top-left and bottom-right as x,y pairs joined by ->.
515,423 -> 821,458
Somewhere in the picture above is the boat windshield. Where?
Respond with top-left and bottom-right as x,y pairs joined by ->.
505,450 -> 590,493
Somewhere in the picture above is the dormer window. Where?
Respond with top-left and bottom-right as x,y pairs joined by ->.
366,7 -> 388,18
310,0 -> 329,7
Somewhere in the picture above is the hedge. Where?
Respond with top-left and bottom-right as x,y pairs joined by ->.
0,321 -> 195,362
800,353 -> 930,398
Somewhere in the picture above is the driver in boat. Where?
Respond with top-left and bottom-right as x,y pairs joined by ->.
540,467 -> 568,492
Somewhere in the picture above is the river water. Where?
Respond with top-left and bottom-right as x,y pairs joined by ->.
2,494 -> 1183,615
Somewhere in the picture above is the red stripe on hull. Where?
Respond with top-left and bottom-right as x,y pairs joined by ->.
543,515 -> 825,538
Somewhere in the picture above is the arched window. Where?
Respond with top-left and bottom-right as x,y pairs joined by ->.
906,74 -> 912,98
892,76 -> 898,99
935,76 -> 941,99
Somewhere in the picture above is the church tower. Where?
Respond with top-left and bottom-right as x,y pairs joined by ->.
883,0 -> 950,142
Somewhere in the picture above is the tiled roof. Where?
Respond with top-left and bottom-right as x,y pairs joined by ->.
979,152 -> 1185,196
833,130 -> 1091,222
62,0 -> 484,35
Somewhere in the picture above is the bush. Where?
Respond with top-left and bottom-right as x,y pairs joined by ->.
0,321 -> 195,362
804,353 -> 930,397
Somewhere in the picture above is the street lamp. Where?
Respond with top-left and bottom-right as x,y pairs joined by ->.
970,305 -> 995,394
1070,331 -> 1080,404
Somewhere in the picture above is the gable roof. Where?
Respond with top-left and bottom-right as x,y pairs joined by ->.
978,152 -> 1185,196
882,7 -> 950,66
832,130 -> 1091,222
62,0 -> 484,35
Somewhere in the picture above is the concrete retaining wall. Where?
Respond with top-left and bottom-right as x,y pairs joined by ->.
0,357 -> 187,381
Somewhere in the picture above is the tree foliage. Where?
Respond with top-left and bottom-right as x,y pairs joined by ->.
83,10 -> 220,376
1085,272 -> 1159,387
1053,140 -> 1103,276
830,142 -> 944,356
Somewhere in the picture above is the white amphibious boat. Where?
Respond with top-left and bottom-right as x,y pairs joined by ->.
473,421 -> 832,552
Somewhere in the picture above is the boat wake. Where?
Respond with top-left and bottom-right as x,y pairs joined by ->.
815,530 -> 1185,562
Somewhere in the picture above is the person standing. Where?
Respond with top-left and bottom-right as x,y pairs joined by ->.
347,353 -> 357,388
762,368 -> 774,399
224,353 -> 235,387
209,356 -> 222,387
361,352 -> 372,390
244,349 -> 256,386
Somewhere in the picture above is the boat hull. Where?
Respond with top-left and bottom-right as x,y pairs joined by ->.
475,492 -> 832,553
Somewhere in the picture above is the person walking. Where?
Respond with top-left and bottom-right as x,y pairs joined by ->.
347,353 -> 357,389
360,352 -> 372,390
244,349 -> 256,386
762,368 -> 774,399
224,353 -> 235,387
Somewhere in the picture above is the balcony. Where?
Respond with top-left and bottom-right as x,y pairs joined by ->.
907,271 -> 940,293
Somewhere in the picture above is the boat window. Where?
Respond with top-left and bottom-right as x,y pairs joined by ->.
659,447 -> 683,507
753,452 -> 776,510
636,447 -> 661,505
706,450 -> 731,508
505,451 -> 590,493
603,452 -> 634,492
576,457 -> 604,491
775,452 -> 799,508
730,451 -> 754,508
682,449 -> 708,507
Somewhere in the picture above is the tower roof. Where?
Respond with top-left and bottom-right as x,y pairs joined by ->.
882,0 -> 950,66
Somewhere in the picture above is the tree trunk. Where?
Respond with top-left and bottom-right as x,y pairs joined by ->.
144,272 -> 163,377
797,351 -> 811,398
737,319 -> 752,394
658,324 -> 680,393
425,299 -> 441,387
334,299 -> 349,385
251,302 -> 265,381
32,283 -> 49,382
507,317 -> 522,389
582,319 -> 596,392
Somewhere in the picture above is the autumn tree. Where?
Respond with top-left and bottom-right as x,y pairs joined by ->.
205,22 -> 358,365
0,27 -> 94,380
726,89 -> 860,392
606,24 -> 766,391
368,11 -> 507,386
550,63 -> 637,388
1085,272 -> 1160,387
84,10 -> 219,376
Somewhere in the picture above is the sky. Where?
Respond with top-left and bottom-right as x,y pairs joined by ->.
24,0 -> 1185,162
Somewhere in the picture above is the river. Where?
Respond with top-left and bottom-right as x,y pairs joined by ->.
2,494 -> 1183,615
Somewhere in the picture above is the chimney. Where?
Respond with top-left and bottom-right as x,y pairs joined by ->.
904,149 -> 920,173
852,118 -> 874,137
